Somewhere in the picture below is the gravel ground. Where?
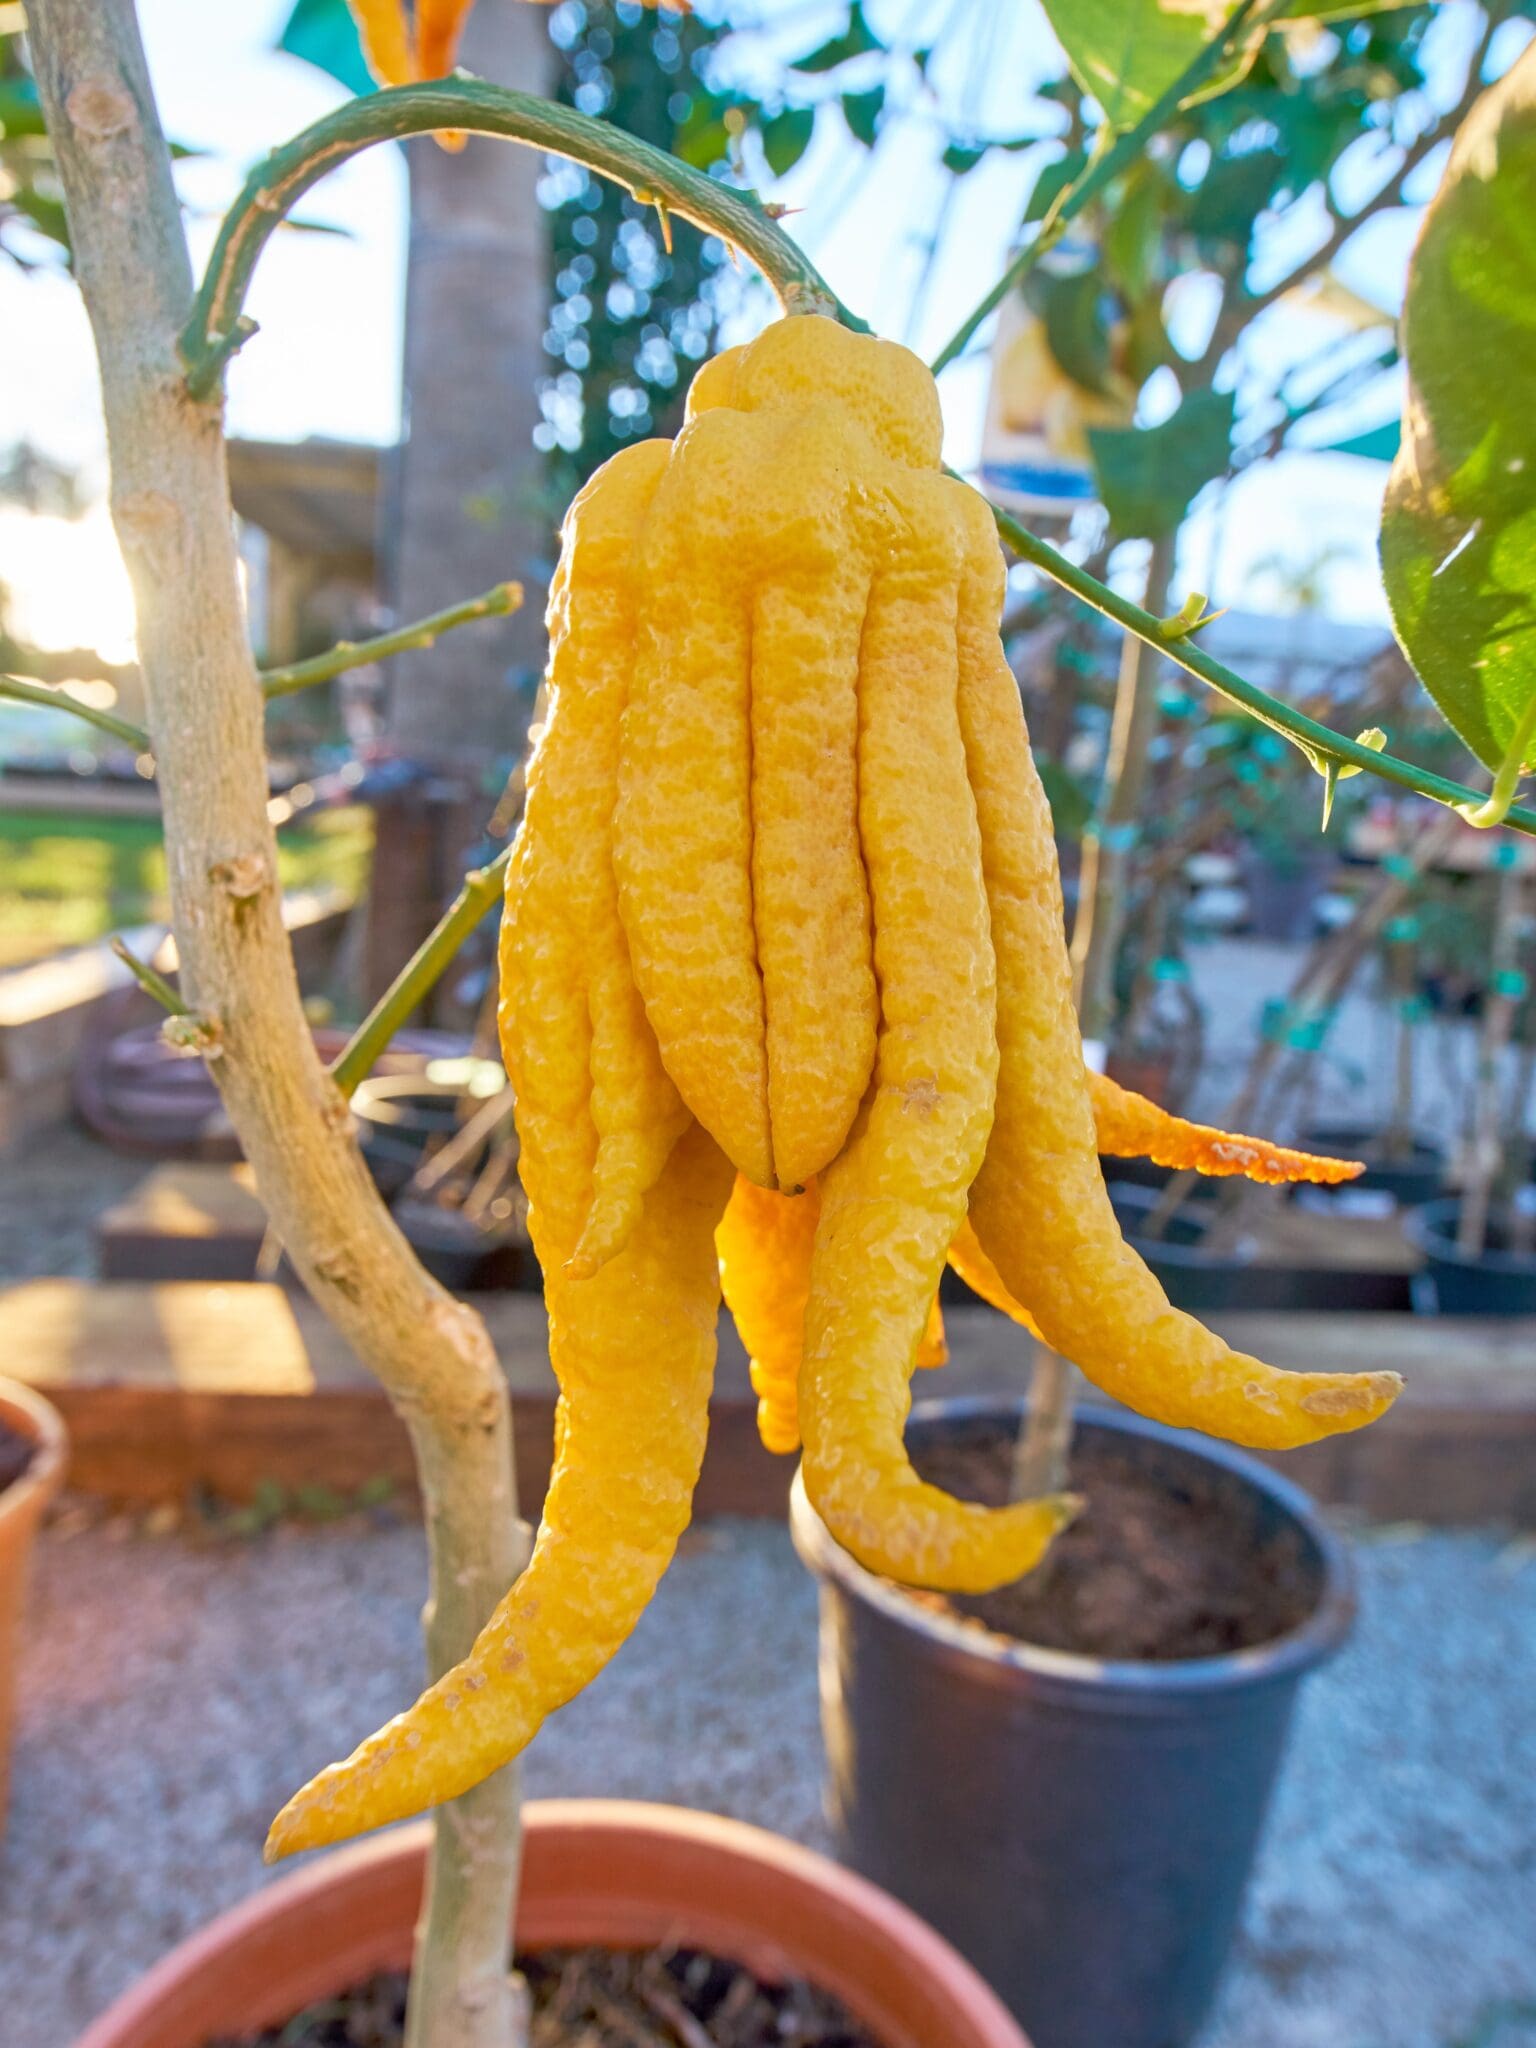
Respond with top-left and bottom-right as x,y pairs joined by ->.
4,1511 -> 1533,2048
0,1120 -> 145,1280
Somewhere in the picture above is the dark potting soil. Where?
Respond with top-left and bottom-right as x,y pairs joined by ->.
905,1420 -> 1313,1661
206,1948 -> 883,2048
0,1417 -> 33,1496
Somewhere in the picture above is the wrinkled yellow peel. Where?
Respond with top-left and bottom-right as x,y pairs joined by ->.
951,489 -> 1400,1451
1088,1072 -> 1363,1186
267,314 -> 1402,1861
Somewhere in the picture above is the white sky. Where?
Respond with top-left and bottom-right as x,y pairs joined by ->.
0,0 -> 1526,663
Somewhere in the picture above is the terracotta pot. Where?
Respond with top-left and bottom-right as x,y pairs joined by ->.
0,1376 -> 67,1832
76,1799 -> 1029,2048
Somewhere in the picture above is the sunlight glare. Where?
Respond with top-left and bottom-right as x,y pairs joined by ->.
0,502 -> 138,665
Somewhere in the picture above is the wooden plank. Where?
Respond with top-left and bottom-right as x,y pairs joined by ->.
0,887 -> 351,1092
3,1282 -> 1533,1525
97,1162 -> 269,1281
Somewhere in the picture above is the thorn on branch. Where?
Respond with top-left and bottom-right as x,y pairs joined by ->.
632,185 -> 674,254
1157,592 -> 1226,642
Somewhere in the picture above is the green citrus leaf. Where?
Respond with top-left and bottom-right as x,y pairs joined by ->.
762,106 -> 815,178
1039,0 -> 1263,131
841,85 -> 885,148
1041,0 -> 1409,133
1381,44 -> 1536,777
1089,389 -> 1236,538
792,2 -> 883,74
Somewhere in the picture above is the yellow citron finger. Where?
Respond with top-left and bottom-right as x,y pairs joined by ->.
265,1123 -> 732,1860
800,469 -> 1072,1594
616,411 -> 772,1188
950,496 -> 1401,1451
717,1174 -> 818,1456
720,1173 -> 945,1455
749,558 -> 877,1191
1087,1070 -> 1363,1186
679,318 -> 949,1189
538,442 -> 690,1280
948,1215 -> 1043,1338
916,1292 -> 948,1368
498,810 -> 595,1269
345,0 -> 417,84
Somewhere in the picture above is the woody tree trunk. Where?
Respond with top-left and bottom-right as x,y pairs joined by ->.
28,7 -> 529,2045
366,4 -> 553,1009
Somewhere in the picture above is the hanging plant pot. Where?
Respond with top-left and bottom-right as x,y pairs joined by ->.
0,1377 -> 67,1836
74,1800 -> 1026,2048
791,1400 -> 1354,2048
1402,1197 -> 1536,1315
1296,1124 -> 1447,1209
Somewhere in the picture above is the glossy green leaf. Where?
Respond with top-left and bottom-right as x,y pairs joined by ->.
1040,268 -> 1113,394
942,141 -> 988,176
1043,0 -> 1413,129
841,85 -> 885,148
1381,45 -> 1536,777
1037,757 -> 1095,841
1089,389 -> 1236,537
1102,161 -> 1166,298
761,105 -> 815,177
1024,146 -> 1088,223
792,2 -> 883,74
1040,0 -> 1264,131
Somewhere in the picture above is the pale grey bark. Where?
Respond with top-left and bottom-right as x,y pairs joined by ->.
27,7 -> 527,2043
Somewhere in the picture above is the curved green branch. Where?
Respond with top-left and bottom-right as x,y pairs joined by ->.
0,670 -> 150,750
181,79 -> 858,399
928,0 -> 1289,378
1458,690 -> 1536,831
985,497 -> 1536,840
183,61 -> 1535,1047
331,846 -> 512,1098
262,581 -> 523,702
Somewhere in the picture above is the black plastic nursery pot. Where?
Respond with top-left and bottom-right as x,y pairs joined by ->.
350,1075 -> 467,1197
1297,1124 -> 1446,1209
1402,1197 -> 1536,1315
790,1400 -> 1355,2048
1108,1180 -> 1411,1313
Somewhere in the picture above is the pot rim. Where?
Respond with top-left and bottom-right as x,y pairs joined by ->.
0,1374 -> 68,1525
1402,1196 -> 1536,1275
74,1800 -> 1027,2048
789,1398 -> 1355,1706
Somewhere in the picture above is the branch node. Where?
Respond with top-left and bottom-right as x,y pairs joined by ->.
162,1011 -> 224,1060
312,1247 -> 362,1299
209,851 -> 274,902
65,79 -> 135,142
